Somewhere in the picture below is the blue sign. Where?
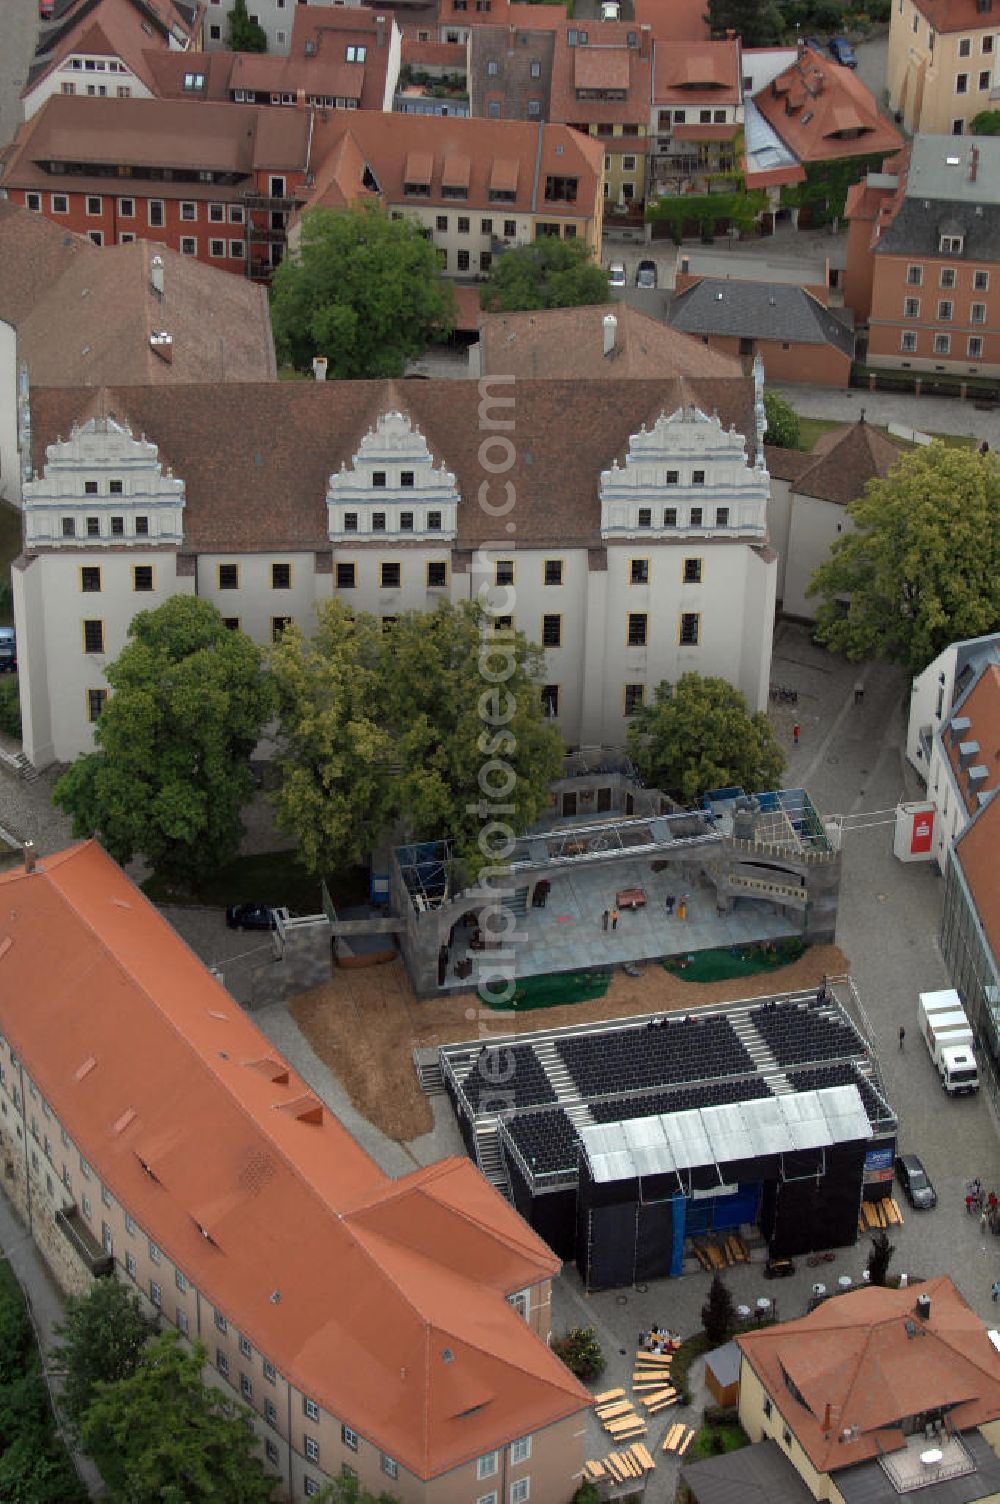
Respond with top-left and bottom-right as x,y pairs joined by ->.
864,1146 -> 894,1172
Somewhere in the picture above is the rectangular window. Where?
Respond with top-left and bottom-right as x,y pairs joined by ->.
900,330 -> 917,352
400,512 -> 414,532
541,685 -> 558,717
83,619 -> 105,654
180,237 -> 197,256
904,296 -> 920,317
691,469 -> 705,485
241,1375 -> 253,1401
133,566 -> 154,592
934,332 -> 951,354
940,266 -> 956,287
180,201 -> 197,221
177,1308 -> 189,1335
427,561 -> 448,587
266,1399 -> 278,1427
52,194 -> 69,214
968,335 -> 984,357
86,195 -> 102,216
239,1334 -> 252,1359
271,617 -> 291,641
217,1350 -> 229,1378
222,618 -> 239,631
26,191 -> 41,211
111,516 -> 124,537
663,507 -> 677,527
303,1397 -> 320,1421
630,558 -> 649,585
974,269 -> 989,290
627,612 -> 647,647
637,506 -> 652,528
62,517 -> 76,538
342,1424 -> 359,1451
511,1480 -> 530,1503
543,559 -> 563,585
126,1252 -> 136,1279
380,562 -> 401,588
906,264 -> 923,286
956,72 -> 969,92
937,299 -> 953,320
400,471 -> 414,487
124,1212 -> 135,1235
979,68 -> 991,87
372,470 -> 387,488
305,1437 -> 320,1463
504,219 -> 517,237
218,564 -> 239,589
87,688 -> 108,720
624,683 -> 644,716
381,1455 -> 399,1479
683,557 -> 702,583
148,200 -> 165,228
495,559 -> 514,585
175,1269 -> 187,1292
343,513 -> 358,533
541,614 -> 562,647
265,1440 -> 279,1467
457,250 -> 470,271
215,1311 -> 228,1334
263,1360 -> 276,1384
680,612 -> 700,645
81,566 -> 102,592
336,562 -> 356,589
210,239 -> 225,258
970,301 -> 986,323
271,562 -> 291,589
372,512 -> 386,531
478,1453 -> 499,1480
150,1280 -> 162,1308
135,516 -> 149,536
230,241 -> 245,259
959,34 -> 972,54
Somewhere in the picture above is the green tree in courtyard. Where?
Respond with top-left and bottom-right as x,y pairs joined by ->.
270,204 -> 455,377
970,110 -> 1000,134
627,674 -> 785,806
52,1280 -> 155,1435
227,0 -> 266,50
480,237 -> 610,312
271,600 -> 563,881
81,1331 -> 275,1504
53,597 -> 274,888
312,1475 -> 400,1504
866,1229 -> 895,1287
704,0 -> 784,46
808,441 -> 1000,672
763,390 -> 801,450
701,1272 -> 736,1345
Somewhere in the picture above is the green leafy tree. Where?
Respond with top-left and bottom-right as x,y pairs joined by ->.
701,1273 -> 736,1345
704,0 -> 784,45
763,390 -> 801,450
53,597 -> 273,888
970,110 -> 1000,133
552,1327 -> 605,1381
53,1280 -> 155,1434
227,0 -> 266,50
865,1229 -> 895,1287
312,1476 -> 400,1504
271,601 -> 562,880
81,1332 -> 275,1504
808,442 -> 1000,672
627,674 -> 785,805
271,204 -> 455,376
480,237 -> 610,312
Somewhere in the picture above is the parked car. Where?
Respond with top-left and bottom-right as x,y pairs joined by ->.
895,1152 -> 937,1209
226,903 -> 281,931
828,35 -> 857,67
608,261 -> 627,288
635,260 -> 657,289
763,1256 -> 796,1279
802,35 -> 823,51
0,627 -> 16,673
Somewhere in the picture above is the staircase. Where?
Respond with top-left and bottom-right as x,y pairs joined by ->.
0,748 -> 38,783
731,1009 -> 793,1095
475,1121 -> 512,1199
534,1039 -> 595,1128
413,1050 -> 444,1096
501,887 -> 529,919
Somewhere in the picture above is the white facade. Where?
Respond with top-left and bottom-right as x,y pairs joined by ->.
14,405 -> 777,767
203,0 -> 364,52
23,53 -> 154,119
906,632 -> 1000,777
739,47 -> 798,97
0,323 -> 18,509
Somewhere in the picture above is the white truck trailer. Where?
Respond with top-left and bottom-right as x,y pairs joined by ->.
918,989 -> 980,1095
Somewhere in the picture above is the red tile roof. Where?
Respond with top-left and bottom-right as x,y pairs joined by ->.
954,790 -> 1000,962
910,0 -> 1000,31
738,1276 -> 1000,1476
0,842 -> 590,1479
947,662 -> 1000,815
634,0 -> 710,41
790,418 -> 905,505
25,0 -> 202,105
548,25 -> 653,127
752,47 -> 902,165
653,39 -> 741,104
476,301 -> 743,379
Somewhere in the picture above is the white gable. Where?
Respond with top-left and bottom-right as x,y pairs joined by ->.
326,409 -> 460,542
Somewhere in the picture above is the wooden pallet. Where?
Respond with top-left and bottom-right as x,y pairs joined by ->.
862,1200 -> 883,1229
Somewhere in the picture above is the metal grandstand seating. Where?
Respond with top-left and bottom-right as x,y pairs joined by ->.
748,998 -> 865,1067
554,1015 -> 756,1099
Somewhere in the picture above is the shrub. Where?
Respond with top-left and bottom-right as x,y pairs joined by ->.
867,1229 -> 895,1286
573,1485 -> 601,1504
552,1327 -> 605,1381
701,1273 -> 736,1345
0,679 -> 20,739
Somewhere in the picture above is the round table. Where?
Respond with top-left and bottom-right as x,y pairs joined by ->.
920,1449 -> 943,1467
737,1304 -> 751,1320
755,1297 -> 771,1313
812,1282 -> 827,1297
838,1275 -> 853,1290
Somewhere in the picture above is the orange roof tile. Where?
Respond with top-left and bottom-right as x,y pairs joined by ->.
654,39 -> 741,103
737,1276 -> 1000,1476
24,0 -> 201,104
574,47 -> 631,90
752,47 -> 902,165
954,790 -> 1000,961
947,662 -> 1000,816
0,842 -> 590,1479
635,0 -> 710,40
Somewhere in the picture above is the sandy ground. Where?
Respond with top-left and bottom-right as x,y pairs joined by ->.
290,942 -> 850,1141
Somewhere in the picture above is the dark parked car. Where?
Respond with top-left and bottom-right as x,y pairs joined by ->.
636,259 -> 658,289
0,627 -> 16,673
226,903 -> 280,931
828,35 -> 858,66
895,1152 -> 937,1209
802,35 -> 823,50
763,1256 -> 796,1279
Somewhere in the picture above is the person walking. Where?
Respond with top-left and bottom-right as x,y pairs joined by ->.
898,1026 -> 905,1049
981,1207 -> 989,1233
992,1279 -> 1000,1302
793,722 -> 801,746
677,895 -> 688,921
602,909 -> 609,931
611,906 -> 619,931
665,894 -> 675,916
854,681 -> 864,705
966,1192 -> 976,1215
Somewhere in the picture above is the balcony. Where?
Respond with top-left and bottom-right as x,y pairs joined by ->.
56,1204 -> 113,1278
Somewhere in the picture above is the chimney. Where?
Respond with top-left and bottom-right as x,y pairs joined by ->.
149,332 -> 173,364
970,144 -> 980,182
916,1294 -> 931,1320
150,254 -> 164,296
376,12 -> 386,47
822,1402 -> 833,1433
22,841 -> 36,875
312,355 -> 329,381
639,22 -> 651,57
296,87 -> 306,108
603,313 -> 617,356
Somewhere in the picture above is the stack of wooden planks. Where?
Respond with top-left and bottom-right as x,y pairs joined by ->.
859,1197 -> 904,1234
691,1233 -> 749,1270
584,1442 -> 656,1485
662,1422 -> 695,1456
596,1391 -> 646,1442
632,1349 -> 678,1414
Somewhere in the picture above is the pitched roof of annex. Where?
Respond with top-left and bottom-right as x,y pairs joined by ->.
27,375 -> 758,552
752,46 -> 901,167
476,301 -> 743,379
0,841 -> 589,1480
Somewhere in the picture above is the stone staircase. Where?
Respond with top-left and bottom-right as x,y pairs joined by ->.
534,1039 -> 595,1128
0,747 -> 38,784
730,1009 -> 793,1095
474,1121 -> 512,1199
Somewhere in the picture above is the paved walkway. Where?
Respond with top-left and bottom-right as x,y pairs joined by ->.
771,380 -> 1000,449
0,1193 -> 104,1497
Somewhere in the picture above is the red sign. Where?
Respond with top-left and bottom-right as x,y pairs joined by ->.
910,808 -> 935,855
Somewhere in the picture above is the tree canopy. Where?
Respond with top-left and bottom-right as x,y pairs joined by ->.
763,390 -> 801,450
970,110 -> 1000,134
227,0 -> 266,50
808,441 -> 1000,672
81,1332 -> 275,1504
479,237 -> 610,312
270,204 -> 456,376
53,1280 -> 155,1435
312,1476 -> 399,1504
53,596 -> 273,888
704,0 -> 784,46
627,674 -> 785,805
270,600 -> 563,880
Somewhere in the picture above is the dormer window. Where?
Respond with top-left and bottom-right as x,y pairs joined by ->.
940,234 -> 964,254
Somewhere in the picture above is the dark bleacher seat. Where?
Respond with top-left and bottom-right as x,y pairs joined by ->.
503,1109 -> 580,1178
750,1000 -> 865,1067
555,1016 -> 756,1099
589,1074 -> 772,1123
461,1044 -> 557,1114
